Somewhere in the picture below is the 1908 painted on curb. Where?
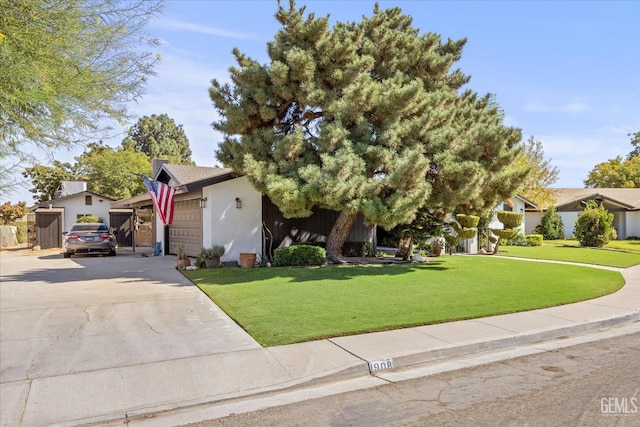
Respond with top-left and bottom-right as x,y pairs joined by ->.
369,358 -> 394,372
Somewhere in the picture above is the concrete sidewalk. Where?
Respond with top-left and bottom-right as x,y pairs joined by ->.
2,251 -> 639,427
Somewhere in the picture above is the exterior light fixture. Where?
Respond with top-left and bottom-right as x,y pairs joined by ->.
235,197 -> 242,209
200,197 -> 207,208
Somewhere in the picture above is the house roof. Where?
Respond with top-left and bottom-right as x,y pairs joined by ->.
513,194 -> 538,210
112,164 -> 237,208
157,164 -> 234,186
34,191 -> 115,209
552,188 -> 640,211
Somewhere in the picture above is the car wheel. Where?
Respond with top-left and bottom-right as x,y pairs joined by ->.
63,252 -> 72,258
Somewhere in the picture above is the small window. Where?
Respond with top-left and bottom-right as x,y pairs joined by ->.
502,203 -> 512,212
85,195 -> 92,205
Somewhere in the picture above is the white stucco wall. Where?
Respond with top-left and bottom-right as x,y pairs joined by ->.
202,176 -> 263,263
626,211 -> 640,238
525,211 -> 544,235
58,194 -> 113,233
558,212 -> 579,239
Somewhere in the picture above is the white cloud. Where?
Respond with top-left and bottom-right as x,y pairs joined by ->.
152,17 -> 257,40
522,100 -> 589,113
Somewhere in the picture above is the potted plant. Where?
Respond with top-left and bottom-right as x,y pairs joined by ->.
196,245 -> 225,268
176,245 -> 191,270
430,237 -> 445,256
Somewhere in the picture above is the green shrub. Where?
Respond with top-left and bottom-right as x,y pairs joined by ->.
455,214 -> 480,228
574,200 -> 614,247
292,241 -> 326,248
273,245 -> 326,266
342,241 -> 372,257
503,232 -> 528,246
491,228 -> 518,240
526,234 -> 543,246
77,215 -> 100,223
496,211 -> 523,229
534,206 -> 565,240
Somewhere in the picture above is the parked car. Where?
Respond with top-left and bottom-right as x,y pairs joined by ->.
63,223 -> 117,258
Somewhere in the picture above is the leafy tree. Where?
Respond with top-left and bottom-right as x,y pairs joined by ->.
627,131 -> 639,159
0,0 -> 163,156
0,201 -> 28,225
75,142 -> 152,200
534,205 -> 565,240
210,2 -> 526,261
513,136 -> 559,208
122,114 -> 194,165
584,156 -> 640,188
573,200 -> 615,247
22,161 -> 78,203
584,132 -> 640,188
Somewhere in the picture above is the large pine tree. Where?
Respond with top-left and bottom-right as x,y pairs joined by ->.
210,1 -> 526,262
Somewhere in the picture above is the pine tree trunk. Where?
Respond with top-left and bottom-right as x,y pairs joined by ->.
326,211 -> 358,263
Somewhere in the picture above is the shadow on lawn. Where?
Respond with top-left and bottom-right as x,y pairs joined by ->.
184,259 -> 449,285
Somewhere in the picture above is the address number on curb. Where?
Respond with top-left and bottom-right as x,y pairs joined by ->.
369,358 -> 394,372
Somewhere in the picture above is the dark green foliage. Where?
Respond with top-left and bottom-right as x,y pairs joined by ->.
273,245 -> 326,266
535,205 -> 565,240
496,211 -> 523,229
574,200 -> 615,247
122,114 -> 194,165
210,1 -> 526,258
526,234 -> 543,246
342,241 -> 372,257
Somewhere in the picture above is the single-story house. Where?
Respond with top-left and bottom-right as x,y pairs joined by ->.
112,161 -> 376,263
524,188 -> 640,239
32,181 -> 133,249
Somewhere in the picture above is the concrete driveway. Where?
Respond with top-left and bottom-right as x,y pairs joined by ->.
0,247 -> 259,426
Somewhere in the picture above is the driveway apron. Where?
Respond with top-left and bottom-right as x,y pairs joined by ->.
0,248 -> 260,424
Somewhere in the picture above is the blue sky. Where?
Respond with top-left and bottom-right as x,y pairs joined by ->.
7,0 -> 640,204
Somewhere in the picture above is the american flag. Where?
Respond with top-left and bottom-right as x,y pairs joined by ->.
142,176 -> 176,226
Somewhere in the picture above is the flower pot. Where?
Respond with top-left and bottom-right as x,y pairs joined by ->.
239,252 -> 256,268
204,257 -> 221,269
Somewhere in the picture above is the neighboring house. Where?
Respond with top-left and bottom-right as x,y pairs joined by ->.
488,195 -> 538,236
113,161 -> 375,262
32,181 -> 129,249
525,188 -> 640,239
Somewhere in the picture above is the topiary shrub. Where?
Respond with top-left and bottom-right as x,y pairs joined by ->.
574,200 -> 614,247
455,214 -> 480,228
534,206 -> 565,240
342,241 -> 372,257
496,211 -> 523,229
526,234 -> 543,246
273,245 -> 326,266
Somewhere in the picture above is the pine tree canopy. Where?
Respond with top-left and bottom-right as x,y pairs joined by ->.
210,1 -> 526,258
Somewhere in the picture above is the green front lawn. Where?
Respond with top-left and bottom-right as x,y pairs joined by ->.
544,239 -> 640,253
498,243 -> 640,267
185,256 -> 624,346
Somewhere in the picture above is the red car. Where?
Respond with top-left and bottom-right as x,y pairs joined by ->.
63,223 -> 117,258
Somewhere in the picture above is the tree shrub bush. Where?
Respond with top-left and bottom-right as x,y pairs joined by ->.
342,241 -> 372,257
496,211 -> 523,229
573,201 -> 615,247
534,206 -> 565,240
526,234 -> 543,246
273,245 -> 326,266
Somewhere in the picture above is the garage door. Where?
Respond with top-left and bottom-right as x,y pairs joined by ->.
169,199 -> 202,257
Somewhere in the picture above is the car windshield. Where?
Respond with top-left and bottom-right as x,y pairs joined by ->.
70,224 -> 108,232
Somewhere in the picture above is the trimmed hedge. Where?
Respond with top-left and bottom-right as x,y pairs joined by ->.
273,245 -> 327,267
455,214 -> 480,228
526,234 -> 543,246
496,211 -> 523,229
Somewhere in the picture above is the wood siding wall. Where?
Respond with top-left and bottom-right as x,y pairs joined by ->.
35,213 -> 62,249
261,196 -> 375,256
